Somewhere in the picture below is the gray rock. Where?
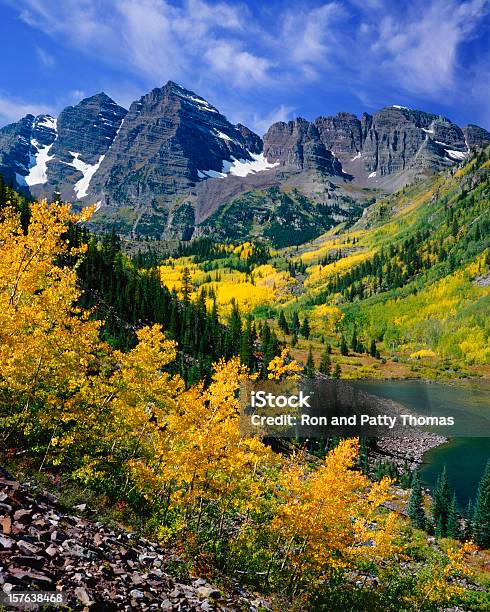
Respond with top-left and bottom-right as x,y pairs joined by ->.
61,539 -> 95,559
197,586 -> 221,599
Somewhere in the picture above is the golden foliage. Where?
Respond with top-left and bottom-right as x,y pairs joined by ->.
267,348 -> 302,380
269,440 -> 398,584
305,250 -> 375,287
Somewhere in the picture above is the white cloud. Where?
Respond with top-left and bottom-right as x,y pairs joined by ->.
3,0 -> 489,129
204,42 -> 273,86
36,46 -> 55,68
283,3 -> 346,69
371,0 -> 490,96
250,105 -> 295,136
11,0 -> 264,85
0,94 -> 54,126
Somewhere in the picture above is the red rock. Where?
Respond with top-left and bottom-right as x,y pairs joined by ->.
75,586 -> 93,606
45,544 -> 58,557
0,516 -> 11,534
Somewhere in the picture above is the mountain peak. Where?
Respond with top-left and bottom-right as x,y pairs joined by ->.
77,92 -> 119,107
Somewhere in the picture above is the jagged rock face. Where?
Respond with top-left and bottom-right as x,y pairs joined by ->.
262,118 -> 342,174
35,93 -> 127,200
0,94 -> 127,201
236,123 -> 262,154
262,118 -> 310,168
463,124 -> 490,148
51,93 -> 127,164
90,82 -> 261,211
363,107 -> 430,176
0,115 -> 36,185
263,105 -> 480,183
313,113 -> 363,160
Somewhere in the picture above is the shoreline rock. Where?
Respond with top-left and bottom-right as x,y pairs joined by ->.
374,433 -> 448,472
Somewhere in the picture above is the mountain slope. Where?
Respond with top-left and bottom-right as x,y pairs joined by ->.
0,468 -> 267,610
198,183 -> 364,248
0,93 -> 127,202
282,146 -> 490,370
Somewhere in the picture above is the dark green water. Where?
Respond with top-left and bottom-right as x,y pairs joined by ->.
351,380 -> 490,507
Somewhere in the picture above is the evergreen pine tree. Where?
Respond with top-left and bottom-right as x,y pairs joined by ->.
240,317 -> 254,369
473,460 -> 490,548
370,338 -> 377,358
226,300 -> 242,359
332,363 -> 341,379
358,438 -> 370,475
319,348 -> 332,376
181,267 -> 193,304
432,467 -> 452,537
304,347 -> 315,378
407,471 -> 427,529
278,311 -> 289,334
447,493 -> 460,539
399,467 -> 412,489
340,335 -> 348,356
351,326 -> 358,352
464,499 -> 473,540
301,316 -> 310,339
291,312 -> 300,334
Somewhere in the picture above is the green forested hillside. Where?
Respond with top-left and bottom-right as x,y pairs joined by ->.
200,184 -> 364,247
274,147 -> 490,375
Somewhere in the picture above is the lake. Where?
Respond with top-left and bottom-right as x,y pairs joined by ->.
351,379 -> 490,507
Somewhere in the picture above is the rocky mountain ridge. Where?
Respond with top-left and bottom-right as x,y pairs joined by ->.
0,83 -> 489,240
262,105 -> 483,188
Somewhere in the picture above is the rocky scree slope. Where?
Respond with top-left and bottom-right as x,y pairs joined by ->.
0,468 -> 270,611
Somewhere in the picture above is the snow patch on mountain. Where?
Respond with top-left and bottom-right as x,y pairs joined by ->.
223,153 -> 279,177
434,141 -> 469,161
198,153 -> 279,180
22,116 -> 57,186
25,141 -> 55,186
36,115 -> 57,130
213,129 -> 233,142
368,171 -> 377,178
446,149 -> 467,161
177,89 -> 218,113
200,168 -> 226,179
70,152 -> 105,198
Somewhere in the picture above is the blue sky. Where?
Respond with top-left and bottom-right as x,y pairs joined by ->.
1,0 -> 489,134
